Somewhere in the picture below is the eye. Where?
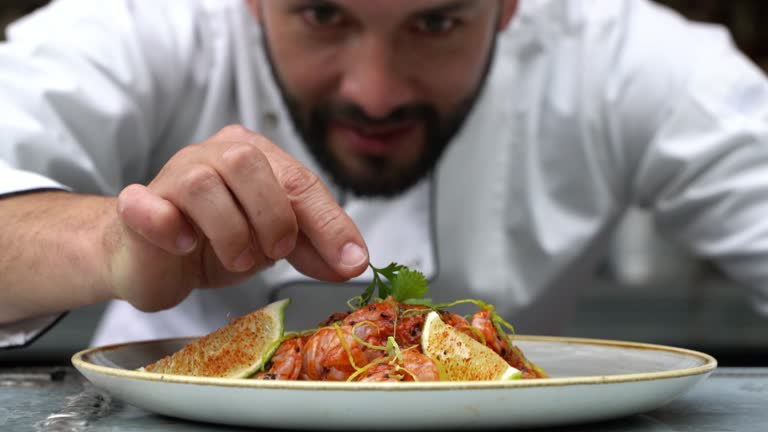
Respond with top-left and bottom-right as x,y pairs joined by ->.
413,14 -> 459,35
302,4 -> 343,27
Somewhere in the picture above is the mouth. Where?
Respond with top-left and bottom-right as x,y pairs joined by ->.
330,120 -> 421,157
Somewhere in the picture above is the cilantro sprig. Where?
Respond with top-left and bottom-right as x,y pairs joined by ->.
347,261 -> 517,346
357,262 -> 430,306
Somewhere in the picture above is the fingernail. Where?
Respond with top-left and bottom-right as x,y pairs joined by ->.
272,236 -> 294,259
233,247 -> 255,272
340,243 -> 367,267
176,229 -> 197,253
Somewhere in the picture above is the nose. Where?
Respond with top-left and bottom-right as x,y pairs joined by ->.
337,36 -> 416,119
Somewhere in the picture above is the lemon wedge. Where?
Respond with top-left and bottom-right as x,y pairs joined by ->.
421,310 -> 521,381
144,299 -> 289,378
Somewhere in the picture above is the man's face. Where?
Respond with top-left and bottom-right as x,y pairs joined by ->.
252,0 -> 516,197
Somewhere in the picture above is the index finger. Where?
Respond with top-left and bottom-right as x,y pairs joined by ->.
244,131 -> 369,279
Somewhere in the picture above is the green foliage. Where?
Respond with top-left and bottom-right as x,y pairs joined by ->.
357,262 -> 429,306
352,262 -> 514,342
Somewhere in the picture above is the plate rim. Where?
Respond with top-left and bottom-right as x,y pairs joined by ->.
72,335 -> 717,391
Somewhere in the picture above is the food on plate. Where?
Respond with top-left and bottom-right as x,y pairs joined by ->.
143,299 -> 288,378
421,310 -> 521,381
143,263 -> 548,381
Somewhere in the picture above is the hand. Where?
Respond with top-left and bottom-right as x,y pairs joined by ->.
107,125 -> 369,311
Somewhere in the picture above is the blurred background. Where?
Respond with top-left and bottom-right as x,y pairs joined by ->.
2,0 -> 768,366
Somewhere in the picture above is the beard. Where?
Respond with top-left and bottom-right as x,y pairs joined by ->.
260,36 -> 498,198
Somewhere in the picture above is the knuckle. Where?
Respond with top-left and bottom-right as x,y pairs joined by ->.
170,144 -> 202,165
313,205 -> 346,235
179,165 -> 222,198
221,143 -> 269,173
176,144 -> 199,157
280,165 -> 320,199
159,146 -> 200,178
218,124 -> 252,140
248,133 -> 273,148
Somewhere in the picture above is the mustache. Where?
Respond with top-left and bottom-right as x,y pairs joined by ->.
319,103 -> 437,126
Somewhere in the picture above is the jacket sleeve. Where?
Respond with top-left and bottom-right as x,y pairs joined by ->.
0,0 -> 200,347
600,1 -> 768,310
0,0 -> 198,197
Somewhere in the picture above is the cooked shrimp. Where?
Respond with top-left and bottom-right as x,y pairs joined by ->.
340,301 -> 400,363
300,326 -> 368,381
343,302 -> 397,346
354,361 -> 398,382
468,310 -> 548,379
317,311 -> 350,327
253,336 -> 305,380
470,309 -> 511,357
438,310 -> 469,329
355,350 -> 439,382
393,310 -> 425,348
437,310 -> 483,342
399,350 -> 440,381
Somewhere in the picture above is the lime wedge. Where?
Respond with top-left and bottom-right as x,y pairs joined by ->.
144,299 -> 289,378
421,310 -> 521,381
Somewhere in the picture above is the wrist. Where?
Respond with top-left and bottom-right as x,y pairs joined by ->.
85,196 -> 124,305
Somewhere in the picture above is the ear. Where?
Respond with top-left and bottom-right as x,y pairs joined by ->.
498,0 -> 518,30
246,0 -> 261,23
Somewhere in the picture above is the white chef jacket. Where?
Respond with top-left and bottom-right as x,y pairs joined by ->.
2,0 -> 767,348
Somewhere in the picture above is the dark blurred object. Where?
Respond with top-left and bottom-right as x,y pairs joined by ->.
0,0 -> 48,40
657,0 -> 768,71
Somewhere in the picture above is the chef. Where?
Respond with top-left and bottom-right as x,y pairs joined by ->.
2,0 -> 767,347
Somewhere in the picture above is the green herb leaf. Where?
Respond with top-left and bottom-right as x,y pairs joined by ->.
359,262 -> 429,306
402,298 -> 433,306
376,263 -> 407,282
390,268 -> 428,303
359,281 -> 376,305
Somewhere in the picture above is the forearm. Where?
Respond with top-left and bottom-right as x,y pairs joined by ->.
0,191 -> 117,324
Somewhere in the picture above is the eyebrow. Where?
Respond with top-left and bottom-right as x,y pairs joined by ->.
411,0 -> 477,16
295,0 -> 477,14
286,0 -> 477,20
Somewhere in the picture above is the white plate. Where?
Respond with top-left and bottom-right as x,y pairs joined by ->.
72,335 -> 716,430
